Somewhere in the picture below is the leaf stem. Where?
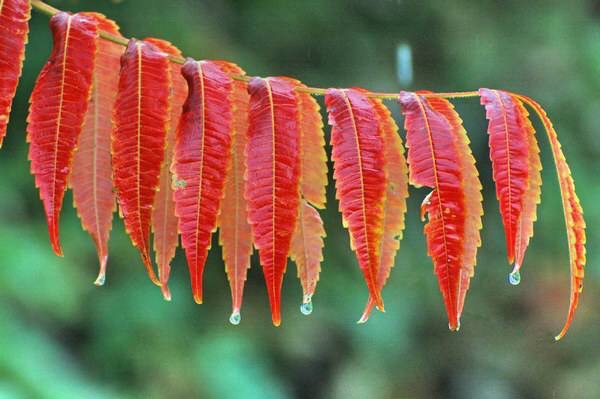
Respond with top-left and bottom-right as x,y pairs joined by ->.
30,0 -> 480,101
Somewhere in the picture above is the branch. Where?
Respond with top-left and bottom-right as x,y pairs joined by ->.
30,0 -> 479,100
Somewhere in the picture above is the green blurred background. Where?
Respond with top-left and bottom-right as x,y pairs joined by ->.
1,0 -> 599,398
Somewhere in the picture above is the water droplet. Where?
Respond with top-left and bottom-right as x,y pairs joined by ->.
396,42 -> 413,87
173,178 -> 187,189
300,300 -> 313,315
508,270 -> 521,286
229,310 -> 241,325
94,273 -> 106,286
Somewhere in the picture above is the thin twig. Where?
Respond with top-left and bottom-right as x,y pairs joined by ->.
29,0 -> 480,101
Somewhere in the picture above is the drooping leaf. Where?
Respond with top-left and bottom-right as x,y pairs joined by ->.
246,77 -> 301,326
479,88 -> 541,278
172,58 -> 233,304
290,199 -> 326,312
399,91 -> 467,331
358,97 -> 408,323
516,94 -> 586,340
513,99 -> 542,277
27,12 -> 98,256
426,94 -> 483,320
281,78 -> 327,310
0,0 -> 30,147
144,38 -> 188,300
214,61 -> 253,322
325,88 -> 386,311
70,13 -> 122,286
112,39 -> 170,285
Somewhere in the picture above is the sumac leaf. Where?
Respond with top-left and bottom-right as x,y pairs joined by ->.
246,77 -> 301,326
283,78 -> 327,310
480,88 -> 541,278
215,61 -> 253,321
426,94 -> 483,320
359,98 -> 408,323
291,79 -> 328,209
70,13 -> 122,285
0,0 -> 30,146
112,39 -> 170,285
325,88 -> 386,310
27,12 -> 98,256
517,95 -> 586,340
145,38 -> 188,300
399,91 -> 471,330
290,199 -> 326,311
172,58 -> 233,304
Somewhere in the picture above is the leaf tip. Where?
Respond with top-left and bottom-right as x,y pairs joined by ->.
554,334 -> 563,342
161,286 -> 172,301
448,318 -> 461,332
141,253 -> 161,286
49,227 -> 64,257
358,296 -> 376,324
373,293 -> 385,312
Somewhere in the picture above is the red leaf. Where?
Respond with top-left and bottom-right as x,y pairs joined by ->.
325,88 -> 386,311
214,61 -> 253,321
70,13 -> 122,286
172,58 -> 233,304
280,78 -> 327,310
287,79 -> 328,209
144,38 -> 188,300
0,0 -> 30,146
359,97 -> 408,323
480,88 -> 541,276
516,95 -> 586,340
27,12 -> 98,257
290,199 -> 325,312
399,91 -> 469,331
112,39 -> 170,285
246,77 -> 301,326
426,94 -> 483,320
512,99 -> 542,275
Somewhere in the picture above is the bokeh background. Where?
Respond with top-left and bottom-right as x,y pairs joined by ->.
1,0 -> 599,398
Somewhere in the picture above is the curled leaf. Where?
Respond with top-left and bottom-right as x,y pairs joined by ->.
246,77 -> 301,326
71,13 -> 122,286
112,39 -> 170,285
0,0 -> 30,147
172,58 -> 233,304
516,94 -> 586,340
325,88 -> 386,311
27,12 -> 98,256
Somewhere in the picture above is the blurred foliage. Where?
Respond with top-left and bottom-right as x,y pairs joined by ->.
0,0 -> 599,398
